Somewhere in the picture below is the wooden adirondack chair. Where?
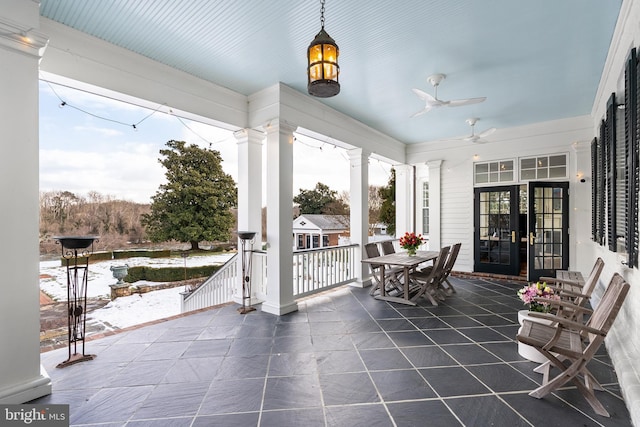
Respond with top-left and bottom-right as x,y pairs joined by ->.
516,273 -> 630,417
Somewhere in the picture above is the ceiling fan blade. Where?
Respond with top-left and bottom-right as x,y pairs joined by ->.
412,88 -> 444,106
446,97 -> 487,107
478,127 -> 497,138
410,107 -> 431,118
411,88 -> 432,101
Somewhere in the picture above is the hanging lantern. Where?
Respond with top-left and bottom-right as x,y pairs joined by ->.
307,0 -> 340,97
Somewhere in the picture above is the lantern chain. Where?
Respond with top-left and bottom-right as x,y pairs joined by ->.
320,0 -> 325,29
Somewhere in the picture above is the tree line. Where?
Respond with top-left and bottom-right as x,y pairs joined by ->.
39,190 -> 152,252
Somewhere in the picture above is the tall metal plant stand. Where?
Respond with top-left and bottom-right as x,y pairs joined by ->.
53,236 -> 98,368
237,231 -> 257,314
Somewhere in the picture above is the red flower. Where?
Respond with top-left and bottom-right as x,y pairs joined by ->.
399,232 -> 423,249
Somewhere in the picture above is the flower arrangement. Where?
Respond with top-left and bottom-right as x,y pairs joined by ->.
399,232 -> 423,256
517,282 -> 560,313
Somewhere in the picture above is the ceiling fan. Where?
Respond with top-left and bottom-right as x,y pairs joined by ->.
453,118 -> 496,143
410,73 -> 486,117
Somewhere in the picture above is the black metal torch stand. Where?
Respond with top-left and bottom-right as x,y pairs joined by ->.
53,236 -> 98,368
237,231 -> 257,314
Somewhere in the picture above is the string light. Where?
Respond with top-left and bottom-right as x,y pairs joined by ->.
42,79 -> 218,145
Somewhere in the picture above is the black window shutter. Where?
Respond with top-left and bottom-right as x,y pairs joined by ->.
606,93 -> 617,251
598,120 -> 606,245
591,137 -> 598,242
628,48 -> 640,267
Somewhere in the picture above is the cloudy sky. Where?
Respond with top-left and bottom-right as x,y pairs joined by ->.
39,80 -> 392,204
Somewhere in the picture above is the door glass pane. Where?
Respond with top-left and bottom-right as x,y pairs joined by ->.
478,190 -> 511,265
532,184 -> 565,275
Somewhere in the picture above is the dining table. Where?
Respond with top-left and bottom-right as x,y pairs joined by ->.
361,250 -> 439,306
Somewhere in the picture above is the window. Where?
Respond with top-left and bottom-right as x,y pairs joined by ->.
520,155 -> 567,181
322,235 -> 329,247
422,182 -> 429,234
474,160 -> 514,184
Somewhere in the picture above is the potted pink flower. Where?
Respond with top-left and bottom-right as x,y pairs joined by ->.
517,282 -> 560,313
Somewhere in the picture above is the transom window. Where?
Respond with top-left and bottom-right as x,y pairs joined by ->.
519,154 -> 567,181
474,160 -> 514,184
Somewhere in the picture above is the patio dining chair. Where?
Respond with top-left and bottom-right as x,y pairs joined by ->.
364,243 -> 403,296
408,245 -> 450,306
416,242 -> 461,295
537,257 -> 604,323
516,273 -> 629,417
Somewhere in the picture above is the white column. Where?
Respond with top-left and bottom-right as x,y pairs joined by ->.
427,160 -> 442,250
262,121 -> 298,315
234,129 -> 264,304
0,3 -> 52,403
347,148 -> 370,287
395,164 -> 414,236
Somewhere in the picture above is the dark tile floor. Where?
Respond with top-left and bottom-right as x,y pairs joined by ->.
34,276 -> 632,426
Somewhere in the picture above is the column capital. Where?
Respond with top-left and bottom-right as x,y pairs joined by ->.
427,159 -> 443,169
264,119 -> 297,137
394,164 -> 413,174
0,17 -> 48,58
346,147 -> 371,160
234,128 -> 265,145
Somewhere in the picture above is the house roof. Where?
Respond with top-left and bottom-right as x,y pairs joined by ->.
294,214 -> 350,231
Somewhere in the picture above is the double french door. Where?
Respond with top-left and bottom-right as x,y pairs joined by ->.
474,181 -> 569,281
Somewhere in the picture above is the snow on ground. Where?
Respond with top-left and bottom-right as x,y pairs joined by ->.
40,252 -> 235,329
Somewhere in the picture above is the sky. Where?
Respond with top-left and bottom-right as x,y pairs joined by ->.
39,79 -> 393,205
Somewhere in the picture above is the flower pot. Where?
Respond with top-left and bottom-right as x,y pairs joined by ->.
110,264 -> 129,285
517,309 -> 554,363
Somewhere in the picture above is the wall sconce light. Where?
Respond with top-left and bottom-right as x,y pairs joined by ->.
576,172 -> 587,183
307,0 -> 340,98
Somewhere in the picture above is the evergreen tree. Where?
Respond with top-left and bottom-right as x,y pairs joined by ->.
141,140 -> 237,250
293,182 -> 347,215
378,168 -> 396,236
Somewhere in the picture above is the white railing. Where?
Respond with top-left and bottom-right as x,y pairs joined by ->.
292,244 -> 358,297
180,244 -> 358,312
181,253 -> 237,313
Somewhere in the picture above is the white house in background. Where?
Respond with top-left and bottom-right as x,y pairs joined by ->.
293,214 -> 350,249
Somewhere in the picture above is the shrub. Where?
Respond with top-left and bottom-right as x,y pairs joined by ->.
124,265 -> 220,283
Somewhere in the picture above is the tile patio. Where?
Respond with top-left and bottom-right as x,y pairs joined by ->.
33,276 -> 632,426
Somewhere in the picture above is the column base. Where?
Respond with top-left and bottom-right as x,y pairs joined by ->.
261,300 -> 298,316
0,365 -> 52,404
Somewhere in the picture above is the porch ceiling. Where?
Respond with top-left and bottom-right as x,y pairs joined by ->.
39,0 -> 621,144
